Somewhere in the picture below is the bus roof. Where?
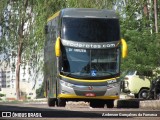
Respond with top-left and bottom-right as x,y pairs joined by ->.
47,8 -> 118,22
61,8 -> 118,19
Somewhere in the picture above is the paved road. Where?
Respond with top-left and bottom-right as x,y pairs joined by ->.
0,102 -> 160,120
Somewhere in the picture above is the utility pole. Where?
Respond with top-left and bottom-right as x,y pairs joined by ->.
154,0 -> 158,33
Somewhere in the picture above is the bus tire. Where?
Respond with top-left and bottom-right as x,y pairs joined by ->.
48,98 -> 56,107
106,100 -> 114,108
57,98 -> 66,107
90,100 -> 104,108
138,89 -> 149,99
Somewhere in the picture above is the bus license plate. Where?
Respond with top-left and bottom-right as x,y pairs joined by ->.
85,93 -> 96,97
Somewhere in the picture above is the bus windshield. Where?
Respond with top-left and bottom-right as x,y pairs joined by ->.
60,47 -> 120,79
61,17 -> 120,42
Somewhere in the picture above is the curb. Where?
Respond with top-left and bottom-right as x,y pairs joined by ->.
115,99 -> 160,109
140,100 -> 160,109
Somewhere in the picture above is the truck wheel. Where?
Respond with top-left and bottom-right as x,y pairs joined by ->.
48,98 -> 56,107
56,98 -> 66,107
138,89 -> 148,99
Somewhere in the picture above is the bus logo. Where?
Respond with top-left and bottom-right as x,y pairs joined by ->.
88,86 -> 93,90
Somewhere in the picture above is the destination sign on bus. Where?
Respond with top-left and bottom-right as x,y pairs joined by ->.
62,39 -> 119,49
68,48 -> 86,53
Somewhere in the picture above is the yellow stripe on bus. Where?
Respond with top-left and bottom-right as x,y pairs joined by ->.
59,74 -> 119,83
47,11 -> 60,22
58,94 -> 119,100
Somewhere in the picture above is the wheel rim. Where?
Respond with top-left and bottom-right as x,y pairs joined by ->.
141,92 -> 147,98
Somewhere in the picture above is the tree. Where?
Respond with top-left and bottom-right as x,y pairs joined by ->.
7,0 -> 36,100
0,0 -> 67,100
36,81 -> 44,98
120,0 -> 160,77
154,0 -> 158,33
0,0 -> 46,100
66,0 -> 116,9
0,0 -> 9,64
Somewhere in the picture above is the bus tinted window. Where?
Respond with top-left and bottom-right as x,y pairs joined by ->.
61,18 -> 120,42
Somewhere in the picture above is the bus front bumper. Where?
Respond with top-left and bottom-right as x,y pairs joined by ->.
58,80 -> 120,100
58,94 -> 119,100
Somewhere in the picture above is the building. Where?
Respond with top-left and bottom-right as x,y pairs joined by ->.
0,1 -> 44,100
0,51 -> 44,100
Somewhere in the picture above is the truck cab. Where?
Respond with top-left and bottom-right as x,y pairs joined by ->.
121,70 -> 151,99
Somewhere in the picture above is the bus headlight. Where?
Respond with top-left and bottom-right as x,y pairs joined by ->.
60,80 -> 74,88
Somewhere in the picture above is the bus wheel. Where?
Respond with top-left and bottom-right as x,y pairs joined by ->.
56,98 -> 66,107
138,89 -> 148,99
90,100 -> 104,108
48,98 -> 56,107
106,100 -> 114,108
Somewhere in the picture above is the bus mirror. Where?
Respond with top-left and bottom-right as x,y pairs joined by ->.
55,37 -> 61,57
121,39 -> 127,58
